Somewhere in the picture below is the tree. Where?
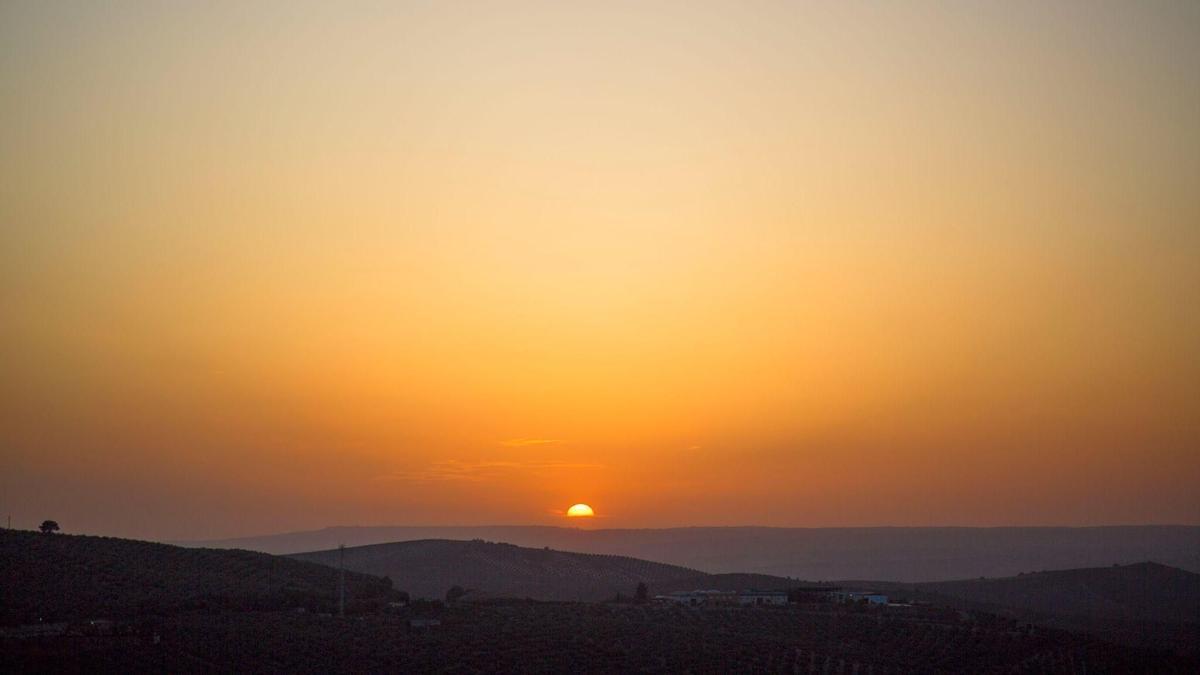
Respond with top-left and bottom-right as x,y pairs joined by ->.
634,581 -> 649,604
39,520 -> 60,534
446,585 -> 465,604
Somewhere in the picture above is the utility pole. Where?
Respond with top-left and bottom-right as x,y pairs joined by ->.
338,544 -> 346,618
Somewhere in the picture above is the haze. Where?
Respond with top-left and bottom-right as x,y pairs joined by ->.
1,1 -> 1197,540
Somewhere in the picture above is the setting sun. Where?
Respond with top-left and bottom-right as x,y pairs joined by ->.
566,504 -> 595,518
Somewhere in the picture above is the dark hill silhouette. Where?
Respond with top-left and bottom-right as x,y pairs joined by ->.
910,561 -> 1200,625
187,524 -> 1200,582
290,539 -> 710,601
0,529 -> 395,624
857,562 -> 1200,655
655,572 -> 807,594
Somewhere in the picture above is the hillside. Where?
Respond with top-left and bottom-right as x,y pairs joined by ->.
188,524 -> 1200,581
654,572 -> 806,594
854,562 -> 1200,656
4,531 -> 1196,670
290,539 -> 708,601
0,529 -> 395,624
913,562 -> 1200,625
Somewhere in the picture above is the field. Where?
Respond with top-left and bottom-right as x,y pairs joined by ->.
5,602 -> 1195,673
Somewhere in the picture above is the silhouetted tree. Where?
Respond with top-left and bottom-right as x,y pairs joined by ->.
446,585 -> 465,603
39,520 -> 59,534
634,582 -> 649,604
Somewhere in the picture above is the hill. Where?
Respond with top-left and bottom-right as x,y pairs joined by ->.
290,539 -> 711,601
187,524 -> 1200,581
858,562 -> 1200,655
3,531 -> 1196,670
654,572 -> 807,594
0,529 -> 396,624
912,562 -> 1200,625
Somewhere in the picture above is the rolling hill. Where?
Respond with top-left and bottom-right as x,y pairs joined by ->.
4,529 -> 1197,668
863,562 -> 1200,655
654,572 -> 815,594
188,524 -> 1200,582
910,562 -> 1200,625
0,529 -> 396,624
290,539 -> 721,601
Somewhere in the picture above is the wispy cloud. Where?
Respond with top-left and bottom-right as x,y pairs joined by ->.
376,458 -> 602,483
499,438 -> 564,447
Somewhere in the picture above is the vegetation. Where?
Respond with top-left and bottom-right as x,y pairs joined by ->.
38,520 -> 59,534
909,562 -> 1200,626
290,539 -> 705,601
4,602 -> 1194,673
867,562 -> 1200,656
0,529 -> 398,624
3,529 -> 1196,672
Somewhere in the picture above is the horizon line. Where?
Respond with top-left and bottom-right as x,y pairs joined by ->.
174,521 -> 1200,543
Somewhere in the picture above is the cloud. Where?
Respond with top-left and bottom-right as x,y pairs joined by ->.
376,458 -> 602,483
499,438 -> 564,447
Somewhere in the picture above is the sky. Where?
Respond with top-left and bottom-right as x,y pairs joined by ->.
1,1 -> 1197,540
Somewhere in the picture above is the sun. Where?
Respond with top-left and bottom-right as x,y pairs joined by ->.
566,503 -> 595,518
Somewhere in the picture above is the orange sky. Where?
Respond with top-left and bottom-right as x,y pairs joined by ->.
1,1 -> 1197,539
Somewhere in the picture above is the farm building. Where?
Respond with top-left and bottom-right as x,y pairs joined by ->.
737,590 -> 789,605
832,590 -> 888,605
655,590 -> 738,606
656,589 -> 790,606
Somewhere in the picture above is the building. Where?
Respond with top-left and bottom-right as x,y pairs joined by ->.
656,589 -> 790,606
832,590 -> 888,605
737,590 -> 789,605
655,590 -> 738,606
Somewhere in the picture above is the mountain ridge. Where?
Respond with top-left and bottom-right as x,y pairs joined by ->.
183,524 -> 1200,582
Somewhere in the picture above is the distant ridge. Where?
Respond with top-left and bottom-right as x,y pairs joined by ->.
290,539 -> 715,601
185,524 -> 1200,582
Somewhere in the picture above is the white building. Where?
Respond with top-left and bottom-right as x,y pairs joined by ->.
737,590 -> 789,605
655,589 -> 791,606
832,590 -> 888,605
655,590 -> 738,606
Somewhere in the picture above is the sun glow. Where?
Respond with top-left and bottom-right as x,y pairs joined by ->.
566,504 -> 595,518
0,2 -> 1196,539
